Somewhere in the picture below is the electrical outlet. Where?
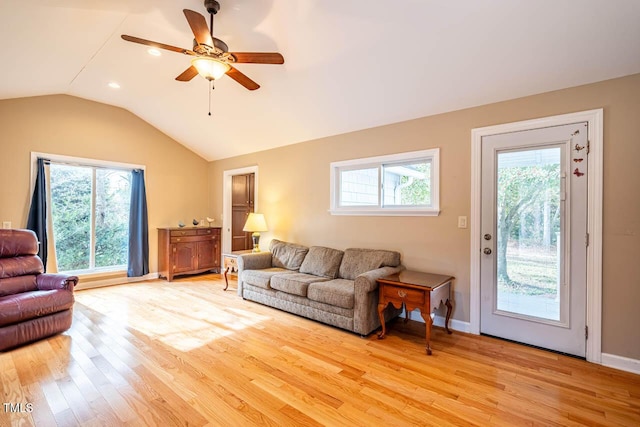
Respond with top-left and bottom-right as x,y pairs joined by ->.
457,216 -> 467,229
2,221 -> 11,229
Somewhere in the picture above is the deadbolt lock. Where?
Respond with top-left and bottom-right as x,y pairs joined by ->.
484,234 -> 492,240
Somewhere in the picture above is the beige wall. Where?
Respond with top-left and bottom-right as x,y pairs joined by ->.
209,73 -> 640,360
0,95 -> 210,277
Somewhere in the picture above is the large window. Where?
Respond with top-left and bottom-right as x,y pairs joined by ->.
329,149 -> 440,216
35,154 -> 139,274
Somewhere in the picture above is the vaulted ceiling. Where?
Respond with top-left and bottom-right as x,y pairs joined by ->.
1,0 -> 639,161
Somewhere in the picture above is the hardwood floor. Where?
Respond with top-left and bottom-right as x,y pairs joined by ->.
1,275 -> 639,426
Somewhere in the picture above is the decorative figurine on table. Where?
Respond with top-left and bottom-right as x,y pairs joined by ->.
192,219 -> 199,226
178,221 -> 185,228
206,217 -> 215,227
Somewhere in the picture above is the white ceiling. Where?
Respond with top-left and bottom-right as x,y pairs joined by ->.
1,0 -> 639,161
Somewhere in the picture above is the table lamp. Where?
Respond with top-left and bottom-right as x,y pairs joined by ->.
243,213 -> 268,252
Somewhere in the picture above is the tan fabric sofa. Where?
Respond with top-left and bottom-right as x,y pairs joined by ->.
237,239 -> 403,336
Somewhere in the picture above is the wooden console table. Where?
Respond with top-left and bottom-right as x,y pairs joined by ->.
158,227 -> 221,282
222,250 -> 252,290
377,270 -> 454,355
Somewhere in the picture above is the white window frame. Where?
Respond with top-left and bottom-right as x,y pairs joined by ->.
329,148 -> 440,216
30,152 -> 144,275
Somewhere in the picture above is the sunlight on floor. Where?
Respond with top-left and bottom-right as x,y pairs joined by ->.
75,281 -> 272,352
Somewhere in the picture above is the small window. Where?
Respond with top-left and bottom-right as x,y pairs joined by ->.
330,149 -> 440,216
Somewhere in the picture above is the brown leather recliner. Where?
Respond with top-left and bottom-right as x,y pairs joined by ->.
0,229 -> 78,351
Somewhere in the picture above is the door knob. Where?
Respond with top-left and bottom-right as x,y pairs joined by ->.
484,234 -> 492,240
483,248 -> 492,255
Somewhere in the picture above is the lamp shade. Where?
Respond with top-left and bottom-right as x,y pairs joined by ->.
243,213 -> 268,232
191,57 -> 230,81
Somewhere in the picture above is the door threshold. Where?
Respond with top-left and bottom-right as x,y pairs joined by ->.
480,333 -> 586,360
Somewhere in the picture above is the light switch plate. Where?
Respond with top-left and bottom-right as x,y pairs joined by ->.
2,221 -> 11,229
457,216 -> 467,229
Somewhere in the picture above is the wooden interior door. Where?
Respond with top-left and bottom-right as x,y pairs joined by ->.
231,173 -> 254,251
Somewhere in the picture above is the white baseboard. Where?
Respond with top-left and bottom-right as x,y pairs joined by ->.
403,312 -> 638,375
601,353 -> 640,375
75,273 -> 159,291
404,310 -> 472,334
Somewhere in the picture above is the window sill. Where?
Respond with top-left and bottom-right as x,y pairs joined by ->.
60,267 -> 127,279
328,208 -> 440,217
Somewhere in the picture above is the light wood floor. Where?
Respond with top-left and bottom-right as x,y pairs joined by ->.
1,275 -> 639,426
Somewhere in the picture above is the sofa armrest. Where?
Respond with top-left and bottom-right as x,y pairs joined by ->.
36,274 -> 78,291
236,252 -> 273,296
352,265 -> 405,335
237,252 -> 273,271
354,265 -> 405,293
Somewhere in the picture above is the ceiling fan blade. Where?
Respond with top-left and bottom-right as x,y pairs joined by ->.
226,66 -> 260,91
121,35 -> 195,55
183,9 -> 214,47
175,66 -> 199,82
230,52 -> 285,64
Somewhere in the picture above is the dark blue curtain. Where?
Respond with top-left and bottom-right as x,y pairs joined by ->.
128,169 -> 149,277
26,158 -> 48,270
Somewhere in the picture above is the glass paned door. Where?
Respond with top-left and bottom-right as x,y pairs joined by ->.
496,147 -> 562,322
480,122 -> 588,357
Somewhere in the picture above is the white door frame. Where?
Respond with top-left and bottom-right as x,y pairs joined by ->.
222,165 -> 259,255
470,109 -> 603,363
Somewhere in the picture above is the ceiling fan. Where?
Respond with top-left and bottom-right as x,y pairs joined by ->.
121,0 -> 284,91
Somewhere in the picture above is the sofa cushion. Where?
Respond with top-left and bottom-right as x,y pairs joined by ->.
299,246 -> 344,279
307,279 -> 355,309
241,268 -> 294,290
269,239 -> 309,270
270,273 -> 329,297
0,275 -> 38,297
0,256 -> 44,279
338,248 -> 401,280
0,289 -> 74,327
0,229 -> 39,258
0,310 -> 73,352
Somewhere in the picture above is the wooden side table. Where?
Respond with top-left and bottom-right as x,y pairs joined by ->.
377,270 -> 454,355
222,250 -> 252,290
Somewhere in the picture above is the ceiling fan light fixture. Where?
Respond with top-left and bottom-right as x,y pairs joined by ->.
191,56 -> 230,81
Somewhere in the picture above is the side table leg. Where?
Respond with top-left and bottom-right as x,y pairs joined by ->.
419,311 -> 433,355
445,299 -> 453,335
223,267 -> 230,291
377,302 -> 388,339
426,315 -> 433,355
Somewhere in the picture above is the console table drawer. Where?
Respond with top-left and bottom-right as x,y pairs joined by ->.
382,285 -> 425,304
170,235 -> 214,243
170,229 -> 198,237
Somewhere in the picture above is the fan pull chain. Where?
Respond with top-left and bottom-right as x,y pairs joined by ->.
208,80 -> 214,116
208,4 -> 215,117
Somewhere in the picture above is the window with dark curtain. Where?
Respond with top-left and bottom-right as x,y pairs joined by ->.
128,169 -> 149,277
26,157 -> 48,269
